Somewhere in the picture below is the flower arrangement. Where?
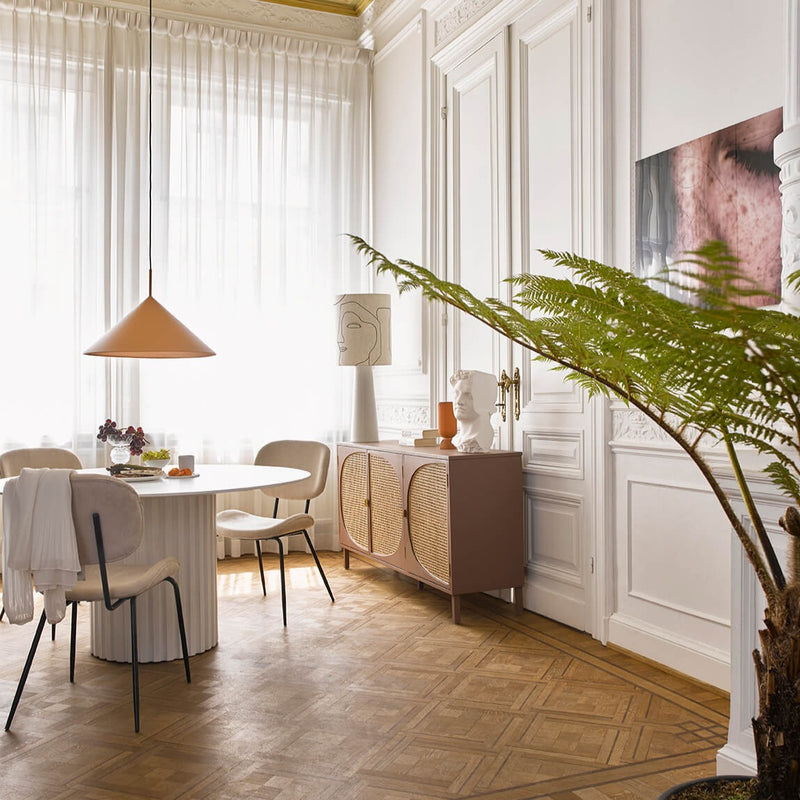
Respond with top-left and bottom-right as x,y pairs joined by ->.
97,419 -> 149,455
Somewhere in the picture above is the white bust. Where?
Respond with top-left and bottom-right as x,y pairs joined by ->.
450,370 -> 496,453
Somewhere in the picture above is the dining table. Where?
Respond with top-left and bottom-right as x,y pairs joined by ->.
1,464 -> 309,663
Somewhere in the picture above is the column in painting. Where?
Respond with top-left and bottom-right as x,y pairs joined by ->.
776,0 -> 800,311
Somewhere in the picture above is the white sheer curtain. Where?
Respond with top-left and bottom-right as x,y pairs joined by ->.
0,0 -> 372,544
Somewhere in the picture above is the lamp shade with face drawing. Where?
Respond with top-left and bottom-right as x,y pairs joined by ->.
335,294 -> 391,367
335,293 -> 391,442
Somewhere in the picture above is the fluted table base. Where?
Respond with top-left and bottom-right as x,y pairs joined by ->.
91,494 -> 218,663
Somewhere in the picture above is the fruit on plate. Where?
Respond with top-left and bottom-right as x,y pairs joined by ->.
143,448 -> 171,461
168,467 -> 193,476
107,464 -> 164,478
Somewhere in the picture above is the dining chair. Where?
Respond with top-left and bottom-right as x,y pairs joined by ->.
4,473 -> 191,733
0,448 -> 83,638
215,440 -> 334,626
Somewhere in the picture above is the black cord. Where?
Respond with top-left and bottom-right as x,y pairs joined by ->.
148,0 -> 153,297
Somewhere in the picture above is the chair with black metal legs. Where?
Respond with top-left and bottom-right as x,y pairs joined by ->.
0,448 -> 83,640
4,473 -> 191,733
215,440 -> 334,626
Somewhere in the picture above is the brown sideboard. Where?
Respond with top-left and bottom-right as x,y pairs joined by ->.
337,441 -> 524,623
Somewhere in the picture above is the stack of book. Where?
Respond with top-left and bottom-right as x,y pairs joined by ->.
398,428 -> 439,447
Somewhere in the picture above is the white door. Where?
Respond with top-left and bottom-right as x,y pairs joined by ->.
442,3 -> 600,634
508,0 -> 598,633
443,31 -> 513,451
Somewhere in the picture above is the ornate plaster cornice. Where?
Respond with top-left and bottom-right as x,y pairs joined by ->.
430,0 -> 497,47
92,0 -> 362,41
611,408 -> 673,444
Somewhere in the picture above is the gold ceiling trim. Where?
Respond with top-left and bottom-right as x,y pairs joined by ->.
258,0 -> 372,17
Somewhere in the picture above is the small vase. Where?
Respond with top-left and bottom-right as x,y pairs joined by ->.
107,434 -> 132,465
438,402 -> 457,450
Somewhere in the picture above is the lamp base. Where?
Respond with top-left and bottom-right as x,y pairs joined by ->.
351,365 -> 379,442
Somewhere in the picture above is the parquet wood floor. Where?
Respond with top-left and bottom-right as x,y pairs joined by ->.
0,554 -> 729,799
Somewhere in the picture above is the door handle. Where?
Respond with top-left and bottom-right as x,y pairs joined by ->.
512,367 -> 520,421
497,369 -> 512,422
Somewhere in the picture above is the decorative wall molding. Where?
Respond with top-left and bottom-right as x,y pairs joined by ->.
523,429 -> 583,479
433,0 -> 498,46
377,401 -> 431,430
611,407 -> 673,443
524,487 -> 583,580
92,0 -> 362,41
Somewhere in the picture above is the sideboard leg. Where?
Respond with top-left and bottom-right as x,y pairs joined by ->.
513,586 -> 524,614
451,595 -> 461,624
343,549 -> 350,570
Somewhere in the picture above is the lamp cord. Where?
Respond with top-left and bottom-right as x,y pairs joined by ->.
148,0 -> 153,297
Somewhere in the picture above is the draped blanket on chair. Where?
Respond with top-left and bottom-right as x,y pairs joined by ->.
2,468 -> 80,625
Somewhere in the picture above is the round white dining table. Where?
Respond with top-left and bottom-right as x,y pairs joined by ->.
2,465 -> 309,663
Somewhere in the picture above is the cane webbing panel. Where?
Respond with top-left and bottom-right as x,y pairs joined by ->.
340,452 -> 369,549
407,463 -> 450,585
368,454 -> 403,556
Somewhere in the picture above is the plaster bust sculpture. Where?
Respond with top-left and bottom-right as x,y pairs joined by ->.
449,369 -> 497,453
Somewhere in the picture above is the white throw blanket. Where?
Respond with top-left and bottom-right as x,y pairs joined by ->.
2,468 -> 80,625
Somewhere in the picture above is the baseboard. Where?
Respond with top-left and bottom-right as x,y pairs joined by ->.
716,743 -> 756,776
608,612 -> 730,690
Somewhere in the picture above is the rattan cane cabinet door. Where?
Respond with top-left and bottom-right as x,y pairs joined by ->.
407,462 -> 450,586
339,450 -> 369,551
368,453 -> 403,557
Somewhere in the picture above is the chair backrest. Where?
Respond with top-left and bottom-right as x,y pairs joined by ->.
0,447 -> 82,478
69,474 -> 143,565
255,440 -> 330,501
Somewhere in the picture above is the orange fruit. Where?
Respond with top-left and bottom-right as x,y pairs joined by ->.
168,467 -> 180,476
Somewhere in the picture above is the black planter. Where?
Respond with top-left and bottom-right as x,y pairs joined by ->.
657,775 -> 754,800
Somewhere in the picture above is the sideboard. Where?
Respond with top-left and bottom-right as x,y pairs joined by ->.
337,441 -> 524,623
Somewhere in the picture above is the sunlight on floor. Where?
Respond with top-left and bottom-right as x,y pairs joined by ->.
216,557 -> 326,597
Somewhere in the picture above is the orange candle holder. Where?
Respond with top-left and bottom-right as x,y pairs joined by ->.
438,401 -> 457,450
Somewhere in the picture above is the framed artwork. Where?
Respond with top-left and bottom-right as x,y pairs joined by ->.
635,108 -> 783,306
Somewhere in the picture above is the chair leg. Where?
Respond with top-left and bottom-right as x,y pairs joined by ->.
69,602 -> 78,683
0,605 -> 5,622
166,577 -> 191,684
255,540 -> 267,597
51,623 -> 56,641
302,530 -> 335,603
276,537 -> 287,627
129,597 -> 140,733
5,609 -> 47,731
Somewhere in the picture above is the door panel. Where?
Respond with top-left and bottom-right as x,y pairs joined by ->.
445,32 -> 512,450
510,0 -> 594,633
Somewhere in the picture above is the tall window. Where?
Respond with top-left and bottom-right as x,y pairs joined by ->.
0,0 -> 371,469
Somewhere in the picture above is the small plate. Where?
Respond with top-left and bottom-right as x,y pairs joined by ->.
118,474 -> 165,483
166,473 -> 201,479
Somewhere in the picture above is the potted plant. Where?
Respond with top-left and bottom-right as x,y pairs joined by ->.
349,235 -> 800,800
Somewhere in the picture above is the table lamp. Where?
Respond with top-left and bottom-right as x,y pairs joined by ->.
335,293 -> 391,442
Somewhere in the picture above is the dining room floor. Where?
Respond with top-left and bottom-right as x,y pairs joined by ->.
0,552 -> 729,800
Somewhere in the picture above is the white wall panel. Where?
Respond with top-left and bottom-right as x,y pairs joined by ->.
638,0 -> 783,158
626,478 -> 730,625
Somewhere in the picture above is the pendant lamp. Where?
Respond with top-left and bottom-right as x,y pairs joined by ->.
85,0 -> 214,359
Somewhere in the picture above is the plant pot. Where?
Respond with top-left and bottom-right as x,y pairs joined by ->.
657,775 -> 755,800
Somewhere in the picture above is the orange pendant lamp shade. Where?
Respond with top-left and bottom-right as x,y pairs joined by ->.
84,0 -> 213,360
84,295 -> 215,358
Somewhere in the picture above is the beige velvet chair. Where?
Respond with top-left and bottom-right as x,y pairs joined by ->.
0,448 -> 83,635
216,440 -> 334,626
4,473 -> 190,733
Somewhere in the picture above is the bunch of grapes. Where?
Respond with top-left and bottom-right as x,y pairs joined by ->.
97,419 -> 149,456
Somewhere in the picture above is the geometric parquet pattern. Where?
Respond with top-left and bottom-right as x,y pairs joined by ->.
0,554 -> 729,799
